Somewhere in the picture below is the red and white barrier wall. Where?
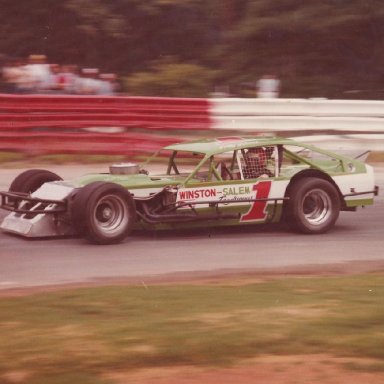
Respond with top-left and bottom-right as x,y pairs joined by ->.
0,94 -> 210,155
0,94 -> 383,156
211,98 -> 384,132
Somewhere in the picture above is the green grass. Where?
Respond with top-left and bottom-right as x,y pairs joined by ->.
0,151 -> 26,163
1,274 -> 384,383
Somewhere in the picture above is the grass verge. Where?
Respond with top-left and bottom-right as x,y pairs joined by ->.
0,274 -> 384,383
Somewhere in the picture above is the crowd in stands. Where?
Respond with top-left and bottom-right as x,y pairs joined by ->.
0,54 -> 119,95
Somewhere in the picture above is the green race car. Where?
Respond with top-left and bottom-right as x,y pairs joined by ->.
0,136 -> 379,244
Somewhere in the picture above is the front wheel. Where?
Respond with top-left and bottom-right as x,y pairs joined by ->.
9,169 -> 62,193
285,178 -> 340,234
71,182 -> 136,245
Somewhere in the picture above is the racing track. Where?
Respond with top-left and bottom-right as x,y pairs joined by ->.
0,164 -> 383,290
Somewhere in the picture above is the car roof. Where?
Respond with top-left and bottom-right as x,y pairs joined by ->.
164,136 -> 299,156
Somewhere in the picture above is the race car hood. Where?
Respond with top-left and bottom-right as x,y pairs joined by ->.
21,173 -> 185,203
65,173 -> 187,198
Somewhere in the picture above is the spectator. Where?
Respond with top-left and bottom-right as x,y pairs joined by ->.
46,64 -> 63,92
78,68 -> 103,94
0,54 -> 6,92
24,54 -> 52,92
98,73 -> 118,95
57,65 -> 80,94
1,57 -> 22,92
256,74 -> 280,98
1,53 -> 119,95
2,57 -> 35,93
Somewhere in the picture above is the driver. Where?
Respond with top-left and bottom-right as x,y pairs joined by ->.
243,147 -> 272,178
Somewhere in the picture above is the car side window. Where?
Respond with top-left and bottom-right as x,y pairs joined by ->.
239,146 -> 277,179
213,151 -> 242,181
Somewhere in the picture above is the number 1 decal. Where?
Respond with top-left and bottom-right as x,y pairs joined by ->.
241,181 -> 272,222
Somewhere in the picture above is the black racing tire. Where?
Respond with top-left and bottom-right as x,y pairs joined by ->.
71,181 -> 136,245
285,177 -> 340,234
9,169 -> 62,193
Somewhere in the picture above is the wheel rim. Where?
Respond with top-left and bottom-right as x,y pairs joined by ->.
302,188 -> 332,226
93,194 -> 129,237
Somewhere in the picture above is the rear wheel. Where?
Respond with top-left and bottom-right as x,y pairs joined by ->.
71,182 -> 136,245
9,169 -> 62,193
286,178 -> 340,234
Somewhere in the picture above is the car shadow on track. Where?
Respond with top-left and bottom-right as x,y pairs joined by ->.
132,221 -> 292,240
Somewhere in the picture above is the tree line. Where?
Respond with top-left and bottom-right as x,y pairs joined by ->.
1,0 -> 383,98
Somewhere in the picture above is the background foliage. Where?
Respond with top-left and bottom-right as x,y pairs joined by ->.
1,0 -> 383,98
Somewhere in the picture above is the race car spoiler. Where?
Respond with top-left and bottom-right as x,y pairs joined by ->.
0,191 -> 67,214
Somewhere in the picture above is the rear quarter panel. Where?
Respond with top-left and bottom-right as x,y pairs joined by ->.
332,164 -> 376,206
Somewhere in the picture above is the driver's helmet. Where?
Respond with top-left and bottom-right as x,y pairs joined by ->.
247,147 -> 266,167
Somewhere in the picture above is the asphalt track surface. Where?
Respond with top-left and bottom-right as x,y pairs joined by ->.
0,164 -> 383,290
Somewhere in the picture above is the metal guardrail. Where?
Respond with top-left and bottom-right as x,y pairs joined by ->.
211,98 -> 384,132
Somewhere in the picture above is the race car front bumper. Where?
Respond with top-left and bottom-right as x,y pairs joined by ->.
0,188 -> 76,238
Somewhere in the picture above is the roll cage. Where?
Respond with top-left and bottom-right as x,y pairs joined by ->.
164,145 -> 285,184
144,140 -> 361,186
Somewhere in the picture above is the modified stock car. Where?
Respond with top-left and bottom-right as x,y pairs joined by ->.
0,136 -> 379,244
